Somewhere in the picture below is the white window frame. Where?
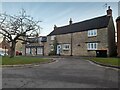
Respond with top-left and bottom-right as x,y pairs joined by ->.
51,35 -> 56,40
63,44 -> 70,50
88,29 -> 97,37
87,43 -> 98,50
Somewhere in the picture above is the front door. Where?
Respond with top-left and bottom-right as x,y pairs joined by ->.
57,45 -> 61,55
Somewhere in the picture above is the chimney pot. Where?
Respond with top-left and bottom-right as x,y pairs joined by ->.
107,6 -> 112,16
54,25 -> 57,30
69,18 -> 72,25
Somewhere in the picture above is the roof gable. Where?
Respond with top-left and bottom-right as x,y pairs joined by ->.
48,15 -> 111,36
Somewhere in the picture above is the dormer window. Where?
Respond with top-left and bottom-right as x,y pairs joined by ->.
88,29 -> 97,37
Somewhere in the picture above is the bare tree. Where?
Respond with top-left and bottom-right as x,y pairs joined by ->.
0,9 -> 41,58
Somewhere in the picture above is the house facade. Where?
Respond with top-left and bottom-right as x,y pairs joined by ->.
116,16 -> 120,57
15,37 -> 23,53
0,37 -> 10,55
22,36 -> 47,56
45,6 -> 116,57
0,37 -> 23,56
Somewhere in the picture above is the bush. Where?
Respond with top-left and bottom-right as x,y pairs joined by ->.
48,51 -> 56,56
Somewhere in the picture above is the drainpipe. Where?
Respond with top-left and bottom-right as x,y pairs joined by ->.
5,46 -> 6,56
69,18 -> 73,56
70,33 -> 73,56
25,44 -> 26,56
43,43 -> 45,56
36,47 -> 37,55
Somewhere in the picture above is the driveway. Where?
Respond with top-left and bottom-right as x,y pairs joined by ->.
2,57 -> 119,88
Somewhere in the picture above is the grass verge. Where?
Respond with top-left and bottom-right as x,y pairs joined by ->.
1,56 -> 51,65
87,57 -> 120,66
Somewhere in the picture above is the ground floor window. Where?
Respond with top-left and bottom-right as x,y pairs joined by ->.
26,47 -> 43,55
87,43 -> 98,50
37,48 -> 43,55
63,44 -> 70,50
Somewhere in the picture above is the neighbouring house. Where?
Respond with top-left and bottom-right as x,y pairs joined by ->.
15,36 -> 23,54
0,37 -> 23,56
0,37 -> 10,55
22,36 -> 47,56
116,16 -> 120,57
46,6 -> 117,57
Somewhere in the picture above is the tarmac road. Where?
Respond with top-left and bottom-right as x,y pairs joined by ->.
2,57 -> 119,88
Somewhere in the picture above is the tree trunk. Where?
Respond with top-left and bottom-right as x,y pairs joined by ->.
9,42 -> 16,58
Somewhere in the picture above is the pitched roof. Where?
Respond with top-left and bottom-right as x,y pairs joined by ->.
48,15 -> 111,36
26,36 -> 47,43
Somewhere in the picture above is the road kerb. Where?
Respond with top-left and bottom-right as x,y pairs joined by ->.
1,59 -> 56,67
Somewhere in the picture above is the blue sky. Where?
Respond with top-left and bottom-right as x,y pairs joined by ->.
1,2 -> 119,36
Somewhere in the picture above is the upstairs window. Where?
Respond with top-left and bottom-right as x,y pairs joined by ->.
63,44 -> 70,50
87,43 -> 98,50
51,35 -> 56,40
88,29 -> 97,37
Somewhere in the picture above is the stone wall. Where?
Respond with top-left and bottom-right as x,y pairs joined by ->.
45,28 -> 109,56
107,17 -> 117,56
116,17 -> 120,57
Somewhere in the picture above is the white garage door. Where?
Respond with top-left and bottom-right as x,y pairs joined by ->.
37,48 -> 43,55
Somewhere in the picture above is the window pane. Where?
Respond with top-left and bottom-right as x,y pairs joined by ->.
63,44 -> 70,50
94,43 -> 96,49
91,43 -> 93,49
65,45 -> 67,48
88,31 -> 90,36
91,31 -> 93,35
94,30 -> 96,35
87,43 -> 90,49
94,30 -> 97,35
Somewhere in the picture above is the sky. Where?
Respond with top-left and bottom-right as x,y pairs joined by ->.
0,2 -> 119,37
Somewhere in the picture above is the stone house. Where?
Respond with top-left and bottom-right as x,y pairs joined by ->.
0,37 -> 10,55
15,37 -> 23,52
22,36 -> 47,56
116,16 -> 120,57
0,37 -> 25,56
45,6 -> 116,57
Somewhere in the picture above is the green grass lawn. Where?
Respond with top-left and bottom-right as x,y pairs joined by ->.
88,57 -> 120,66
1,56 -> 51,65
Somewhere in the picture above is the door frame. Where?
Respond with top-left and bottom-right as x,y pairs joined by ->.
57,45 -> 62,55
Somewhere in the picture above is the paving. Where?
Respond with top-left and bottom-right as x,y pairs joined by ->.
2,57 -> 119,88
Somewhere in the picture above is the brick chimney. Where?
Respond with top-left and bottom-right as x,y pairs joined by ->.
107,6 -> 112,16
69,18 -> 72,25
54,25 -> 57,30
116,16 -> 120,57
